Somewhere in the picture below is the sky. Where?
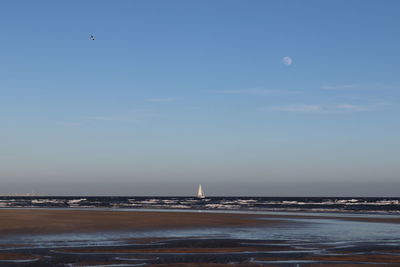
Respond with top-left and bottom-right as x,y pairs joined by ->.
0,0 -> 399,196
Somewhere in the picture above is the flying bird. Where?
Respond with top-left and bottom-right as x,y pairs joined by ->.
90,35 -> 96,40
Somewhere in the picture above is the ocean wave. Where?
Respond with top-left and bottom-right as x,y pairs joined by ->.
0,197 -> 399,214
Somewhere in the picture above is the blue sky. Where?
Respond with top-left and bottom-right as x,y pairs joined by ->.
0,0 -> 399,196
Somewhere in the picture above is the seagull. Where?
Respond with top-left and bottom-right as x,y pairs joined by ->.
90,35 -> 95,40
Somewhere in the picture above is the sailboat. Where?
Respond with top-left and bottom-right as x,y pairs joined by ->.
197,184 -> 205,198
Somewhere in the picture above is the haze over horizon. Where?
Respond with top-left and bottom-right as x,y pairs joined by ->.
1,0 -> 399,196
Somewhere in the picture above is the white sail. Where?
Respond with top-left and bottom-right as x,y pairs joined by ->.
197,184 -> 205,198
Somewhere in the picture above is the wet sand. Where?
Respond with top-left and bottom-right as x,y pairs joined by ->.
1,209 -> 400,237
1,209 -> 400,266
2,237 -> 400,266
0,209 -> 278,236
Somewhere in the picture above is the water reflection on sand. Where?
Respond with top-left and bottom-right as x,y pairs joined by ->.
2,210 -> 400,248
2,210 -> 400,266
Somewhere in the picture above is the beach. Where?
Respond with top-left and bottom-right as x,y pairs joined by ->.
0,210 -> 267,236
1,209 -> 400,266
2,209 -> 400,236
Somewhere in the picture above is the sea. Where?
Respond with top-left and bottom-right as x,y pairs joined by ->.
0,196 -> 399,214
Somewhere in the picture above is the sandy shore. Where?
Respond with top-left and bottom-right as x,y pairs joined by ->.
1,210 -> 400,266
1,209 -> 400,237
0,209 -> 273,236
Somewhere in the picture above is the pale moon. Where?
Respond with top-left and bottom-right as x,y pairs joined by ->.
282,56 -> 292,66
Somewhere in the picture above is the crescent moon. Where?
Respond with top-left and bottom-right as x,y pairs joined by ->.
282,56 -> 292,65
